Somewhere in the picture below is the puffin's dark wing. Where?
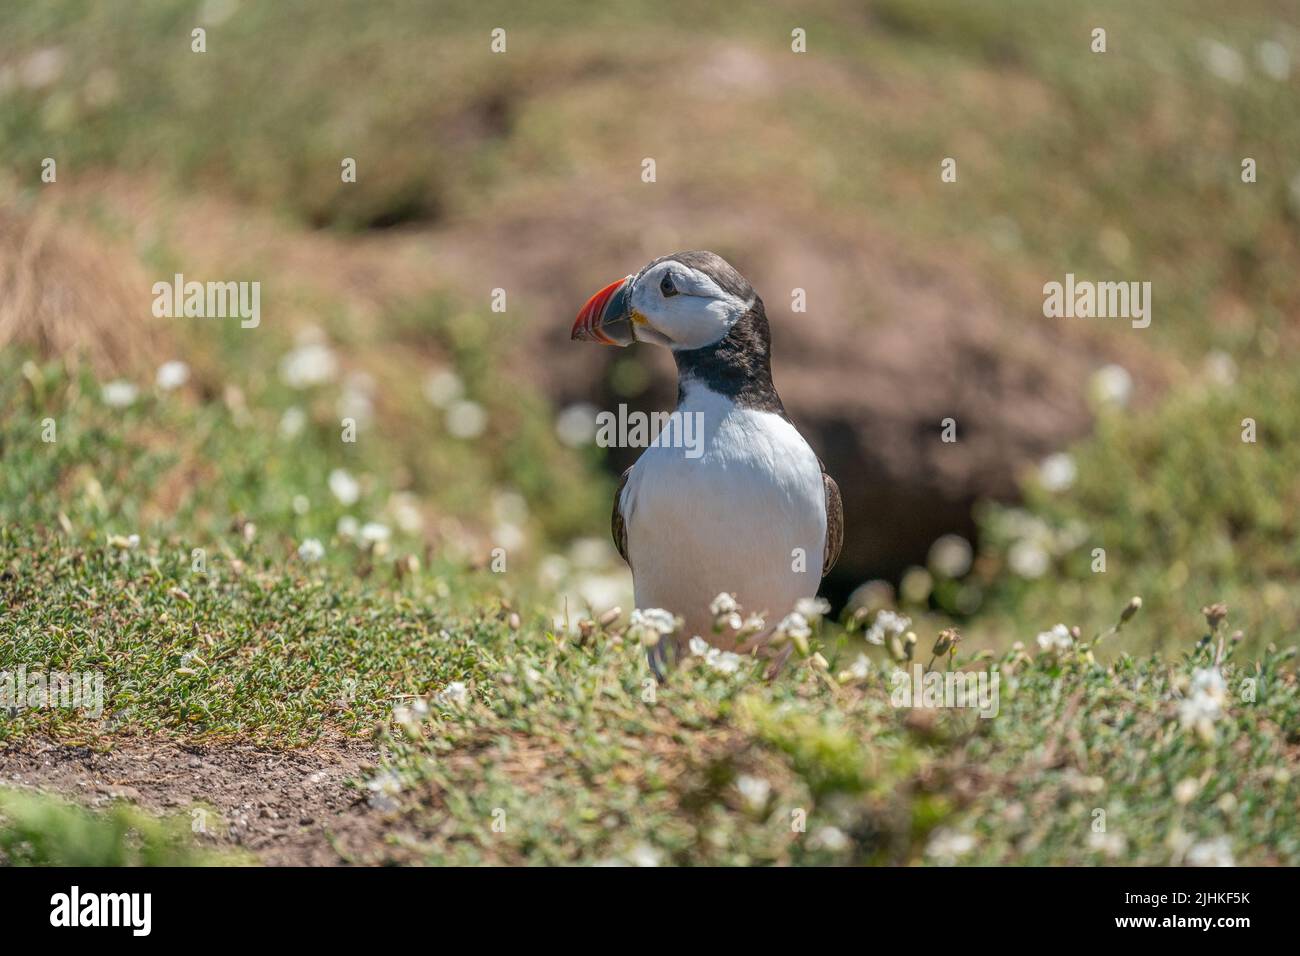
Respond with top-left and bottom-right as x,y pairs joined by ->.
822,471 -> 843,577
612,466 -> 633,568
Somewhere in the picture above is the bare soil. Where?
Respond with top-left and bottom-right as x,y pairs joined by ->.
0,737 -> 409,865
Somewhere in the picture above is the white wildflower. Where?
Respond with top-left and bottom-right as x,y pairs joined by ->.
423,369 -> 463,408
1039,452 -> 1077,492
927,534 -> 973,578
626,843 -> 662,867
629,608 -> 680,646
568,536 -> 608,568
365,769 -> 402,810
735,774 -> 771,812
574,572 -> 626,613
491,490 -> 528,525
704,649 -> 743,674
537,554 -> 569,589
1035,623 -> 1073,653
279,342 -> 337,389
1088,831 -> 1127,859
101,380 -> 139,408
297,538 -> 325,563
864,610 -> 910,646
630,608 -> 678,637
1186,836 -> 1235,868
710,592 -> 740,617
359,521 -> 391,545
437,681 -> 469,708
716,612 -> 742,632
1200,39 -> 1245,83
336,515 -> 359,539
1090,363 -> 1133,408
1008,540 -> 1049,579
810,826 -> 849,852
1203,350 -> 1237,387
1180,667 -> 1227,736
1256,40 -> 1291,81
1191,666 -> 1227,698
1173,778 -> 1201,805
555,403 -> 598,447
925,827 -> 975,862
19,47 -> 66,89
279,406 -> 307,439
795,596 -> 831,620
686,636 -> 747,675
776,611 -> 812,642
848,653 -> 872,680
493,522 -> 526,552
155,360 -> 190,391
445,399 -> 487,438
389,492 -> 424,534
328,468 -> 361,506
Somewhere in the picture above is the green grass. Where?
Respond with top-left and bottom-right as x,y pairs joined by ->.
370,605 -> 1299,865
973,362 -> 1300,657
8,507 -> 1296,863
4,350 -> 1296,864
0,788 -> 243,865
3,351 -> 1298,862
0,522 -> 499,743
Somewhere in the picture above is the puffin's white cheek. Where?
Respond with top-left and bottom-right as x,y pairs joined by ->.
666,300 -> 732,350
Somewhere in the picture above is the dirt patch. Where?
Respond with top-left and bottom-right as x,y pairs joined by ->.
0,737 -> 411,866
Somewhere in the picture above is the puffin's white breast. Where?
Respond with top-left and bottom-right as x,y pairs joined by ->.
621,382 -> 827,645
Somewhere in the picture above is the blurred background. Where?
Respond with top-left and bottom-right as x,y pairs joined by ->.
2,0 -> 1297,654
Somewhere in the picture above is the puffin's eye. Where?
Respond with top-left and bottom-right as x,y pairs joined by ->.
660,273 -> 678,297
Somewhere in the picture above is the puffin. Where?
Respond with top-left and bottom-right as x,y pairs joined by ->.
571,250 -> 842,669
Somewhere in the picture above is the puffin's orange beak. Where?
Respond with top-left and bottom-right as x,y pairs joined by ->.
572,275 -> 636,346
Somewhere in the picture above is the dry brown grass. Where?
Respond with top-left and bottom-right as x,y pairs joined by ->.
0,205 -> 170,376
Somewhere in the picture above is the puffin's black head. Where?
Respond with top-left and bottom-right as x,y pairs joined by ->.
571,250 -> 759,351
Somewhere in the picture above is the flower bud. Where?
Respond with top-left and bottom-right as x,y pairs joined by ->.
1201,603 -> 1228,630
931,627 -> 961,658
1120,595 -> 1142,624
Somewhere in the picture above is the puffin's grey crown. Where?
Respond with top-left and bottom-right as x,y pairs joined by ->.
636,250 -> 756,305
